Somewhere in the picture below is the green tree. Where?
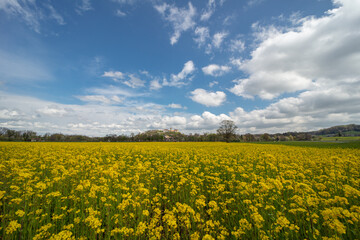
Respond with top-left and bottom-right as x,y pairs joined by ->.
217,120 -> 238,143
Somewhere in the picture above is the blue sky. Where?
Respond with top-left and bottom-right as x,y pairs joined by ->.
1,0 -> 360,136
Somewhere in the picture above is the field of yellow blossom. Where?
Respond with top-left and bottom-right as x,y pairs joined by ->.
0,142 -> 360,239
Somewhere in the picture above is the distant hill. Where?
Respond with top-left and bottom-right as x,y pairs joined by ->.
309,124 -> 360,136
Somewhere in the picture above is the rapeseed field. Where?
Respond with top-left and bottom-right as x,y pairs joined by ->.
0,142 -> 359,239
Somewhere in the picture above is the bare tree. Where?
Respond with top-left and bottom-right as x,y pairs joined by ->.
217,120 -> 237,143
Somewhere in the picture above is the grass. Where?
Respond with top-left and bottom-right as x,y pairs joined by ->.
256,140 -> 360,149
320,136 -> 360,142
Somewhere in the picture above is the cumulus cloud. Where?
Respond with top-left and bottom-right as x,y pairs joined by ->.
102,71 -> 125,80
229,84 -> 360,133
193,27 -> 229,53
0,91 -> 163,136
102,71 -> 145,88
231,0 -> 360,99
205,31 -> 228,54
230,57 -> 243,69
194,27 -> 210,46
168,103 -> 186,109
209,81 -> 218,87
0,109 -> 21,120
229,38 -> 245,52
212,32 -> 228,48
123,74 -> 145,88
200,0 -> 225,21
103,62 -> 195,91
116,9 -> 126,17
202,64 -> 231,77
187,111 -> 231,130
229,79 -> 254,99
165,60 -> 196,87
0,92 -> 194,136
1,85 -> 360,136
150,79 -> 163,90
155,2 -> 196,45
151,116 -> 187,129
37,106 -> 68,117
190,88 -> 226,107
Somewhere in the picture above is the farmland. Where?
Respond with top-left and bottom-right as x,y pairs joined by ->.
1,142 -> 360,239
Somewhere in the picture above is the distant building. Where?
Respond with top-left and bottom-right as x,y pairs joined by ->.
163,128 -> 179,133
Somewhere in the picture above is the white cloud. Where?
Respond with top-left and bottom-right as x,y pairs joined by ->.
229,84 -> 360,133
149,115 -> 187,129
46,4 -> 65,25
37,106 -> 68,117
223,15 -> 234,25
168,103 -> 182,109
229,79 -> 254,99
0,109 -> 21,120
0,0 -> 41,32
230,57 -> 243,69
212,32 -> 228,48
0,91 -> 160,135
1,85 -> 360,136
164,116 -> 186,126
76,0 -> 93,14
202,64 -> 231,77
140,70 -> 150,76
166,116 -> 187,125
200,0 -> 215,21
165,60 -> 196,87
231,0 -> 360,100
247,0 -> 266,7
102,71 -> 144,88
87,85 -> 139,97
124,74 -> 145,88
112,0 -> 138,4
194,27 -> 210,46
190,88 -> 226,107
0,0 -> 66,32
229,38 -> 245,52
200,0 -> 225,21
230,70 -> 312,100
168,103 -> 186,109
205,31 -> 228,54
77,95 -> 122,105
110,95 -> 123,103
155,2 -> 196,45
102,71 -> 125,80
150,79 -> 163,90
187,111 -> 231,130
116,9 -> 126,17
154,3 -> 167,14
0,91 -> 195,136
209,81 -> 218,87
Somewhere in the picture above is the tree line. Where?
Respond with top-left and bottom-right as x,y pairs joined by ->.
0,121 -> 316,143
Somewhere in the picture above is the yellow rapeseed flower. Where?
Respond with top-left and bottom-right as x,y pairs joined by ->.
6,220 -> 21,235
